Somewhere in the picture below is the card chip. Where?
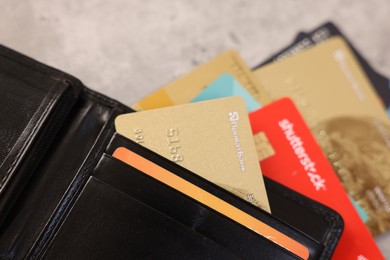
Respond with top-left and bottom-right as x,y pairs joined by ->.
253,132 -> 275,161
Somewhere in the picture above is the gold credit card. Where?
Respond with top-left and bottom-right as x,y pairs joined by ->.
253,36 -> 390,235
116,97 -> 271,212
132,50 -> 270,110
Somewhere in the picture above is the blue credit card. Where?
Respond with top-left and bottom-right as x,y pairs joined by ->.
191,73 -> 261,112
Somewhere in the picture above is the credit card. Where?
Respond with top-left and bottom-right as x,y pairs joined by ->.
307,22 -> 390,112
191,73 -> 261,112
132,50 -> 270,110
253,37 -> 390,235
116,97 -> 270,212
249,98 -> 384,260
112,146 -> 310,260
257,22 -> 390,114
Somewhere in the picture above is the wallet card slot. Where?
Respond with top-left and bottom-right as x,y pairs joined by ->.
92,153 -> 311,259
40,176 -> 237,260
105,132 -> 345,259
105,133 -> 323,258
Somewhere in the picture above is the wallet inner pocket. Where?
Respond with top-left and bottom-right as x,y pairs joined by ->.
107,133 -> 324,253
39,176 -> 238,260
89,153 -> 313,259
0,56 -> 62,167
0,52 -> 81,176
0,48 -> 84,226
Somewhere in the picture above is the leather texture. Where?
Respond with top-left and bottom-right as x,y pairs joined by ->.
0,44 -> 343,259
42,177 -> 238,260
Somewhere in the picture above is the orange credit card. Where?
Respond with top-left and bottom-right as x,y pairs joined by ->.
112,147 -> 309,260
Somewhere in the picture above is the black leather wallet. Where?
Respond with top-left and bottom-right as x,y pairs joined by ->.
0,45 -> 343,259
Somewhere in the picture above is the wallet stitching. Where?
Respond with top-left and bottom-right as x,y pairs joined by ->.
0,87 -> 58,190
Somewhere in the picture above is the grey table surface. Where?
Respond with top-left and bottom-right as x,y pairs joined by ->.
1,0 -> 389,258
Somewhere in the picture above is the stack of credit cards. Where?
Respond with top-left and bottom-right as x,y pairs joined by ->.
115,22 -> 389,259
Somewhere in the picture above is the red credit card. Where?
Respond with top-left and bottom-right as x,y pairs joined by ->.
249,98 -> 383,260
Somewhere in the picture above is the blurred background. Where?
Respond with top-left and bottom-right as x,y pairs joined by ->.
1,0 -> 390,257
0,0 -> 389,106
